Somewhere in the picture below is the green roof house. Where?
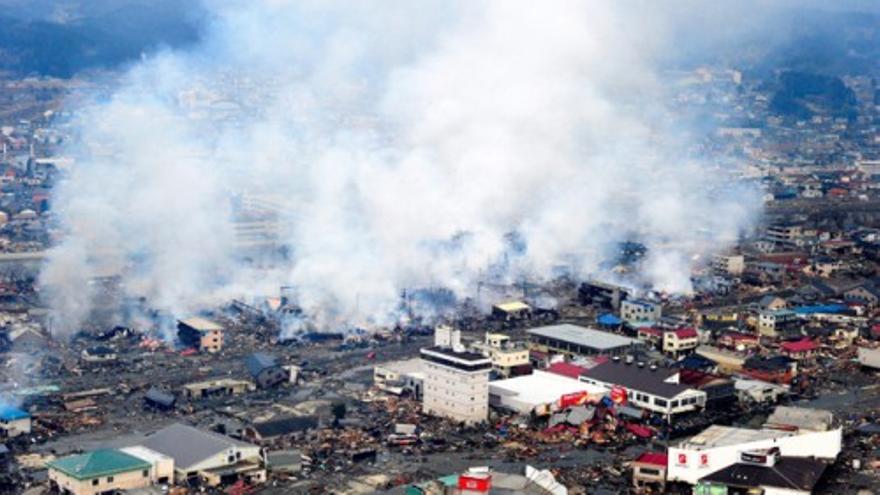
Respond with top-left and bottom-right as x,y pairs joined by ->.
47,449 -> 154,495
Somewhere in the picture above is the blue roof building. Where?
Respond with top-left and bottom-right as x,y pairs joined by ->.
0,404 -> 28,421
596,313 -> 622,326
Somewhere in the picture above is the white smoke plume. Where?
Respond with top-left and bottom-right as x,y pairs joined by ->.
42,0 -> 761,337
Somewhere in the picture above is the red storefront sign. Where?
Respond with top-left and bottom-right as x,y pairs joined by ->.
559,391 -> 589,408
458,473 -> 492,492
610,386 -> 628,405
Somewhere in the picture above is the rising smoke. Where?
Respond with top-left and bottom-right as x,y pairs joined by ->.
42,0 -> 762,338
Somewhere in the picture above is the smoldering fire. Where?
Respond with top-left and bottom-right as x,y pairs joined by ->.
40,0 -> 761,338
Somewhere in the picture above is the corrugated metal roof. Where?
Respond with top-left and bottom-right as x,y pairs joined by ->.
528,324 -> 639,350
140,423 -> 255,470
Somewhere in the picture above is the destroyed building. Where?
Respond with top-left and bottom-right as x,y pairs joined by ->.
245,352 -> 287,388
177,317 -> 224,353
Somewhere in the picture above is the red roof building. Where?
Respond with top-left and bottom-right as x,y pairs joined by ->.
546,362 -> 587,380
635,452 -> 668,467
632,452 -> 668,490
672,327 -> 698,339
780,338 -> 818,360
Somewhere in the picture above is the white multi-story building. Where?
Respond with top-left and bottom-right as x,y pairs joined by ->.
421,326 -> 492,425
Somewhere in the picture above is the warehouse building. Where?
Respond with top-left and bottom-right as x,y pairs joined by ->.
667,407 -> 841,485
139,423 -> 264,486
489,370 -> 606,415
527,324 -> 641,357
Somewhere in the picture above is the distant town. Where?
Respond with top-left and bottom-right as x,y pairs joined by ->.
1,2 -> 880,495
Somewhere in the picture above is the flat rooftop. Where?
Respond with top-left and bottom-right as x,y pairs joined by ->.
375,358 -> 423,375
179,316 -> 224,332
489,370 -> 606,406
678,425 -> 789,450
528,324 -> 639,350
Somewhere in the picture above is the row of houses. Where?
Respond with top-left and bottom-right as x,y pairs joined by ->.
46,418 -> 324,495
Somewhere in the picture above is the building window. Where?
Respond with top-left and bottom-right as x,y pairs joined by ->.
654,398 -> 668,407
92,480 -> 99,486
143,470 -> 149,477
671,400 -> 679,408
107,476 -> 114,483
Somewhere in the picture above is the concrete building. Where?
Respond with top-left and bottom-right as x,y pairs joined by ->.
177,317 -> 224,353
620,299 -> 661,325
373,358 -> 425,398
0,404 -> 30,437
711,254 -> 745,276
47,448 -> 171,495
527,324 -> 641,357
667,408 -> 841,485
578,280 -> 630,310
421,326 -> 492,425
488,370 -> 605,415
470,333 -> 530,377
139,423 -> 264,486
662,327 -> 700,356
757,309 -> 801,338
639,327 -> 700,357
579,360 -> 706,421
490,301 -> 532,321
766,223 -> 804,248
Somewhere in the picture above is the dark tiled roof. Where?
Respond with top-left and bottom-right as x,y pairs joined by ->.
581,361 -> 693,399
250,416 -> 318,438
744,355 -> 793,372
246,352 -> 279,377
700,457 -> 827,491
